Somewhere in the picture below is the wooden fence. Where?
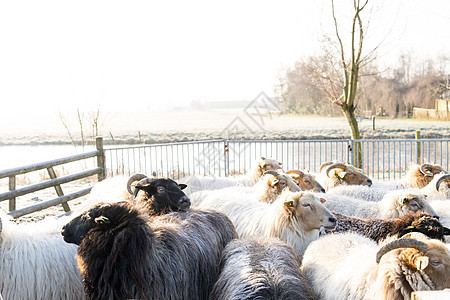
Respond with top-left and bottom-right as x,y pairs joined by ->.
0,137 -> 106,218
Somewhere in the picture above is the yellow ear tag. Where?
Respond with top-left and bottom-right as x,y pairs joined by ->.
416,256 -> 429,271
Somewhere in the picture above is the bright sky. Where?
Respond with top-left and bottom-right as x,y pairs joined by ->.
0,0 -> 448,120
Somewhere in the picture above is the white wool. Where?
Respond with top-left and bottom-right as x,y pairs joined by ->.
0,214 -> 86,300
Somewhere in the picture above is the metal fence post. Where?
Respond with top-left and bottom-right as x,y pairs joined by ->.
224,140 -> 230,177
9,175 -> 16,211
96,137 -> 106,181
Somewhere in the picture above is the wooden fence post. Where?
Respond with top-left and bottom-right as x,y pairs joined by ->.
96,137 -> 106,181
415,130 -> 421,164
9,175 -> 16,211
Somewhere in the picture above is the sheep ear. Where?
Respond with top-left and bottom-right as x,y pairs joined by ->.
443,227 -> 450,235
405,225 -> 415,232
278,161 -> 283,165
94,216 -> 110,224
284,199 -> 296,210
338,171 -> 347,179
415,256 -> 429,271
319,198 -> 326,204
178,184 -> 187,190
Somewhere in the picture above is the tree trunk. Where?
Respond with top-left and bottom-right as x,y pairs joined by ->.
341,105 -> 363,168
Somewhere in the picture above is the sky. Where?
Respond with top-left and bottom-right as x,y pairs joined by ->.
0,0 -> 449,120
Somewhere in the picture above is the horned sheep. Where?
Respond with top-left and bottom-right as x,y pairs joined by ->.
301,232 -> 450,300
61,202 -> 237,300
180,157 -> 283,195
0,214 -> 85,300
197,190 -> 336,259
331,211 -> 450,242
318,161 -> 373,191
421,173 -> 450,200
210,237 -> 316,300
403,163 -> 447,189
319,190 -> 438,219
286,169 -> 325,193
190,169 -> 301,207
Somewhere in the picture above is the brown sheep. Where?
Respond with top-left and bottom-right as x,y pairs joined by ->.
287,169 -> 325,193
404,163 -> 447,189
319,161 -> 372,191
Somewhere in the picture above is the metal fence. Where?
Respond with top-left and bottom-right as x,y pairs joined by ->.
104,138 -> 450,181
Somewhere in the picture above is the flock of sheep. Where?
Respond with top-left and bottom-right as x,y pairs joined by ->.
0,157 -> 449,299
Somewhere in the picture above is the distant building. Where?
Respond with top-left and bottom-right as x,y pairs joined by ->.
413,99 -> 450,121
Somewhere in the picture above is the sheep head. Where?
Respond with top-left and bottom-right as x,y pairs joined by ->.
286,170 -> 325,193
259,157 -> 283,171
376,233 -> 450,291
400,214 -> 450,242
280,191 -> 336,233
62,202 -> 143,245
395,193 -> 439,219
263,170 -> 301,193
405,163 -> 447,189
133,177 -> 190,215
325,162 -> 372,187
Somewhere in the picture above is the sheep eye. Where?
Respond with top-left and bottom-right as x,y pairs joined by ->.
279,181 -> 287,186
431,260 -> 440,266
157,187 -> 165,193
302,203 -> 311,208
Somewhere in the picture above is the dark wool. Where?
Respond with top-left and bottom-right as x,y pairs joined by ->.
133,177 -> 191,215
331,211 -> 447,242
62,202 -> 237,300
210,237 -> 317,300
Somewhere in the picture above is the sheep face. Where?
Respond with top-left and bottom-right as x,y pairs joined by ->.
133,177 -> 191,215
396,194 -> 439,218
402,215 -> 450,242
62,202 -> 140,245
258,157 -> 283,173
384,236 -> 450,291
265,172 -> 301,193
283,192 -> 336,232
287,170 -> 325,193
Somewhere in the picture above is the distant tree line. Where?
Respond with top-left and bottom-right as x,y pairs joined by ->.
277,54 -> 450,118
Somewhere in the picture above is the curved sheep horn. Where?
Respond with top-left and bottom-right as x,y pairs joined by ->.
263,170 -> 280,178
319,161 -> 334,173
326,163 -> 347,178
376,238 -> 428,264
126,174 -> 148,194
287,170 -> 304,177
419,164 -> 434,177
436,174 -> 450,191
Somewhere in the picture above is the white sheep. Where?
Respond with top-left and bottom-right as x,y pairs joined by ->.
301,232 -> 450,299
0,213 -> 86,300
318,190 -> 439,219
180,157 -> 283,195
190,170 -> 301,207
197,190 -> 336,259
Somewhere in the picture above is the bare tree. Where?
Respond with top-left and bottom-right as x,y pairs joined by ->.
305,0 -> 377,167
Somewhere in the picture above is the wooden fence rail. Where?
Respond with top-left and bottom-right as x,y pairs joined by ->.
0,137 -> 106,218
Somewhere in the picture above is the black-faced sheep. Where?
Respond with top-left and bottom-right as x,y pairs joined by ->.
131,176 -> 190,215
331,211 -> 450,242
404,163 -> 447,189
198,190 -> 336,259
76,174 -> 190,216
286,169 -> 325,193
61,202 -> 237,300
210,237 -> 316,300
301,232 -> 450,300
318,161 -> 373,191
180,157 -> 283,195
0,214 -> 85,300
320,190 -> 439,219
